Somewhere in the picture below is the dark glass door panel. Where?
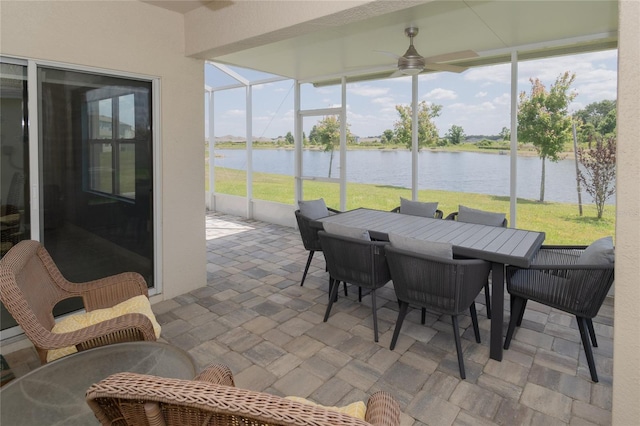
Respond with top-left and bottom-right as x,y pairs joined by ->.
38,68 -> 154,317
1,62 -> 30,330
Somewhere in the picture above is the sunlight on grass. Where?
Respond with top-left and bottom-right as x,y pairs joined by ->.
207,166 -> 615,245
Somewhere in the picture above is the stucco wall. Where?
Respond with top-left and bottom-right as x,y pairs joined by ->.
612,1 -> 640,423
0,0 -> 205,299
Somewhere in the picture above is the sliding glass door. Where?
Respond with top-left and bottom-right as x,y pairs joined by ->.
1,60 -> 156,334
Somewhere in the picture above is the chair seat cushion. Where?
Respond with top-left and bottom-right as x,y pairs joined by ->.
458,205 -> 506,227
298,198 -> 329,220
285,396 -> 366,420
400,197 -> 438,218
577,236 -> 614,265
388,233 -> 453,259
47,295 -> 161,362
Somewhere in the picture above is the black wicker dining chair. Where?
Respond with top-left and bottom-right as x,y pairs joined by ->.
385,243 -> 491,379
504,240 -> 615,382
293,200 -> 340,287
318,229 -> 391,342
445,205 -> 507,319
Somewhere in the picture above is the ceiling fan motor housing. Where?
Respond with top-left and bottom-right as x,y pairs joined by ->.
399,27 -> 425,75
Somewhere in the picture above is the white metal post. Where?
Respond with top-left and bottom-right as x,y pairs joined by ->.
411,74 -> 419,200
208,90 -> 215,198
340,76 -> 347,211
509,51 -> 518,227
294,82 -> 302,203
246,85 -> 253,219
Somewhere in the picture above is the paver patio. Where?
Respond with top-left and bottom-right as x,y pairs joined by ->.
3,212 -> 614,426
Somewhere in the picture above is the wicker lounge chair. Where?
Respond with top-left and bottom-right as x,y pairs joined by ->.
445,205 -> 508,319
504,243 -> 615,382
318,230 -> 391,342
86,363 -> 402,426
0,240 -> 157,364
385,245 -> 491,379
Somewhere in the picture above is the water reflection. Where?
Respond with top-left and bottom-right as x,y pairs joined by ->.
216,149 -> 614,205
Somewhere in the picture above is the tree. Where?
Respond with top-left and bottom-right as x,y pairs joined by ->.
573,100 -> 616,130
308,125 -> 318,145
598,108 -> 617,135
393,101 -> 442,149
578,136 -> 616,219
518,72 -> 577,202
574,100 -> 617,146
284,131 -> 294,144
445,125 -> 465,145
499,126 -> 510,141
314,115 -> 354,178
381,129 -> 394,144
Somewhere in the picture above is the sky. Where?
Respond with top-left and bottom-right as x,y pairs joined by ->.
206,49 -> 617,140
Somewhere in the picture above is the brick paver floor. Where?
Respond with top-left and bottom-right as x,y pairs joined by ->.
4,212 -> 614,425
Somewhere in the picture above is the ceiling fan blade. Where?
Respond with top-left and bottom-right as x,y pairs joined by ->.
424,63 -> 468,73
374,50 -> 401,60
423,49 -> 478,63
389,70 -> 404,78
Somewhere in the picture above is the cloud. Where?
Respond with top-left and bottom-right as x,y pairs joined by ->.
465,63 -> 511,84
225,109 -> 245,117
493,93 -> 511,106
349,84 -> 390,97
372,96 -> 394,105
475,91 -> 488,98
424,88 -> 458,100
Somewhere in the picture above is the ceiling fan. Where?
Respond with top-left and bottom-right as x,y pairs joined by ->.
380,27 -> 478,77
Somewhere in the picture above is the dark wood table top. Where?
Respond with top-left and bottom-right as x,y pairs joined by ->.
317,208 -> 545,268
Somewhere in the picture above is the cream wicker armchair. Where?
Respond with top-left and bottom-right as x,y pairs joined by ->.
0,240 -> 157,364
86,364 -> 402,426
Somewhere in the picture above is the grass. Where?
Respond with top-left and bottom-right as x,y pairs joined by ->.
209,167 -> 615,245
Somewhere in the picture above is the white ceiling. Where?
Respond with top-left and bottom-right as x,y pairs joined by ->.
146,1 -> 618,85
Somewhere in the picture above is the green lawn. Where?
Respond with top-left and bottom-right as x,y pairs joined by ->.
209,167 -> 615,245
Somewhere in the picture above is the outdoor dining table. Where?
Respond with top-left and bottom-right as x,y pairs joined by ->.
316,208 -> 546,361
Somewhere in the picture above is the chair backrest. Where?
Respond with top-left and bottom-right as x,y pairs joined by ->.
513,246 -> 615,318
0,240 -> 68,334
318,231 -> 391,289
390,206 -> 444,219
385,246 -> 491,316
86,372 -> 382,426
294,210 -> 323,252
445,210 -> 507,227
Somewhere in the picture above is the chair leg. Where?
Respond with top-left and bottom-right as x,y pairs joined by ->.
577,316 -> 599,382
370,289 -> 379,342
451,315 -> 466,379
390,302 -> 409,350
358,287 -> 362,303
504,296 -> 526,350
516,299 -> 527,327
587,318 -> 598,347
300,251 -> 315,286
484,282 -> 492,319
324,278 -> 340,322
421,308 -> 426,325
329,277 -> 346,302
469,303 -> 481,343
344,282 -> 348,297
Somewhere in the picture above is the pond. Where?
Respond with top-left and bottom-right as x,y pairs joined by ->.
214,148 -> 613,205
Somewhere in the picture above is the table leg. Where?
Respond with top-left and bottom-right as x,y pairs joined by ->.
490,262 -> 504,361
